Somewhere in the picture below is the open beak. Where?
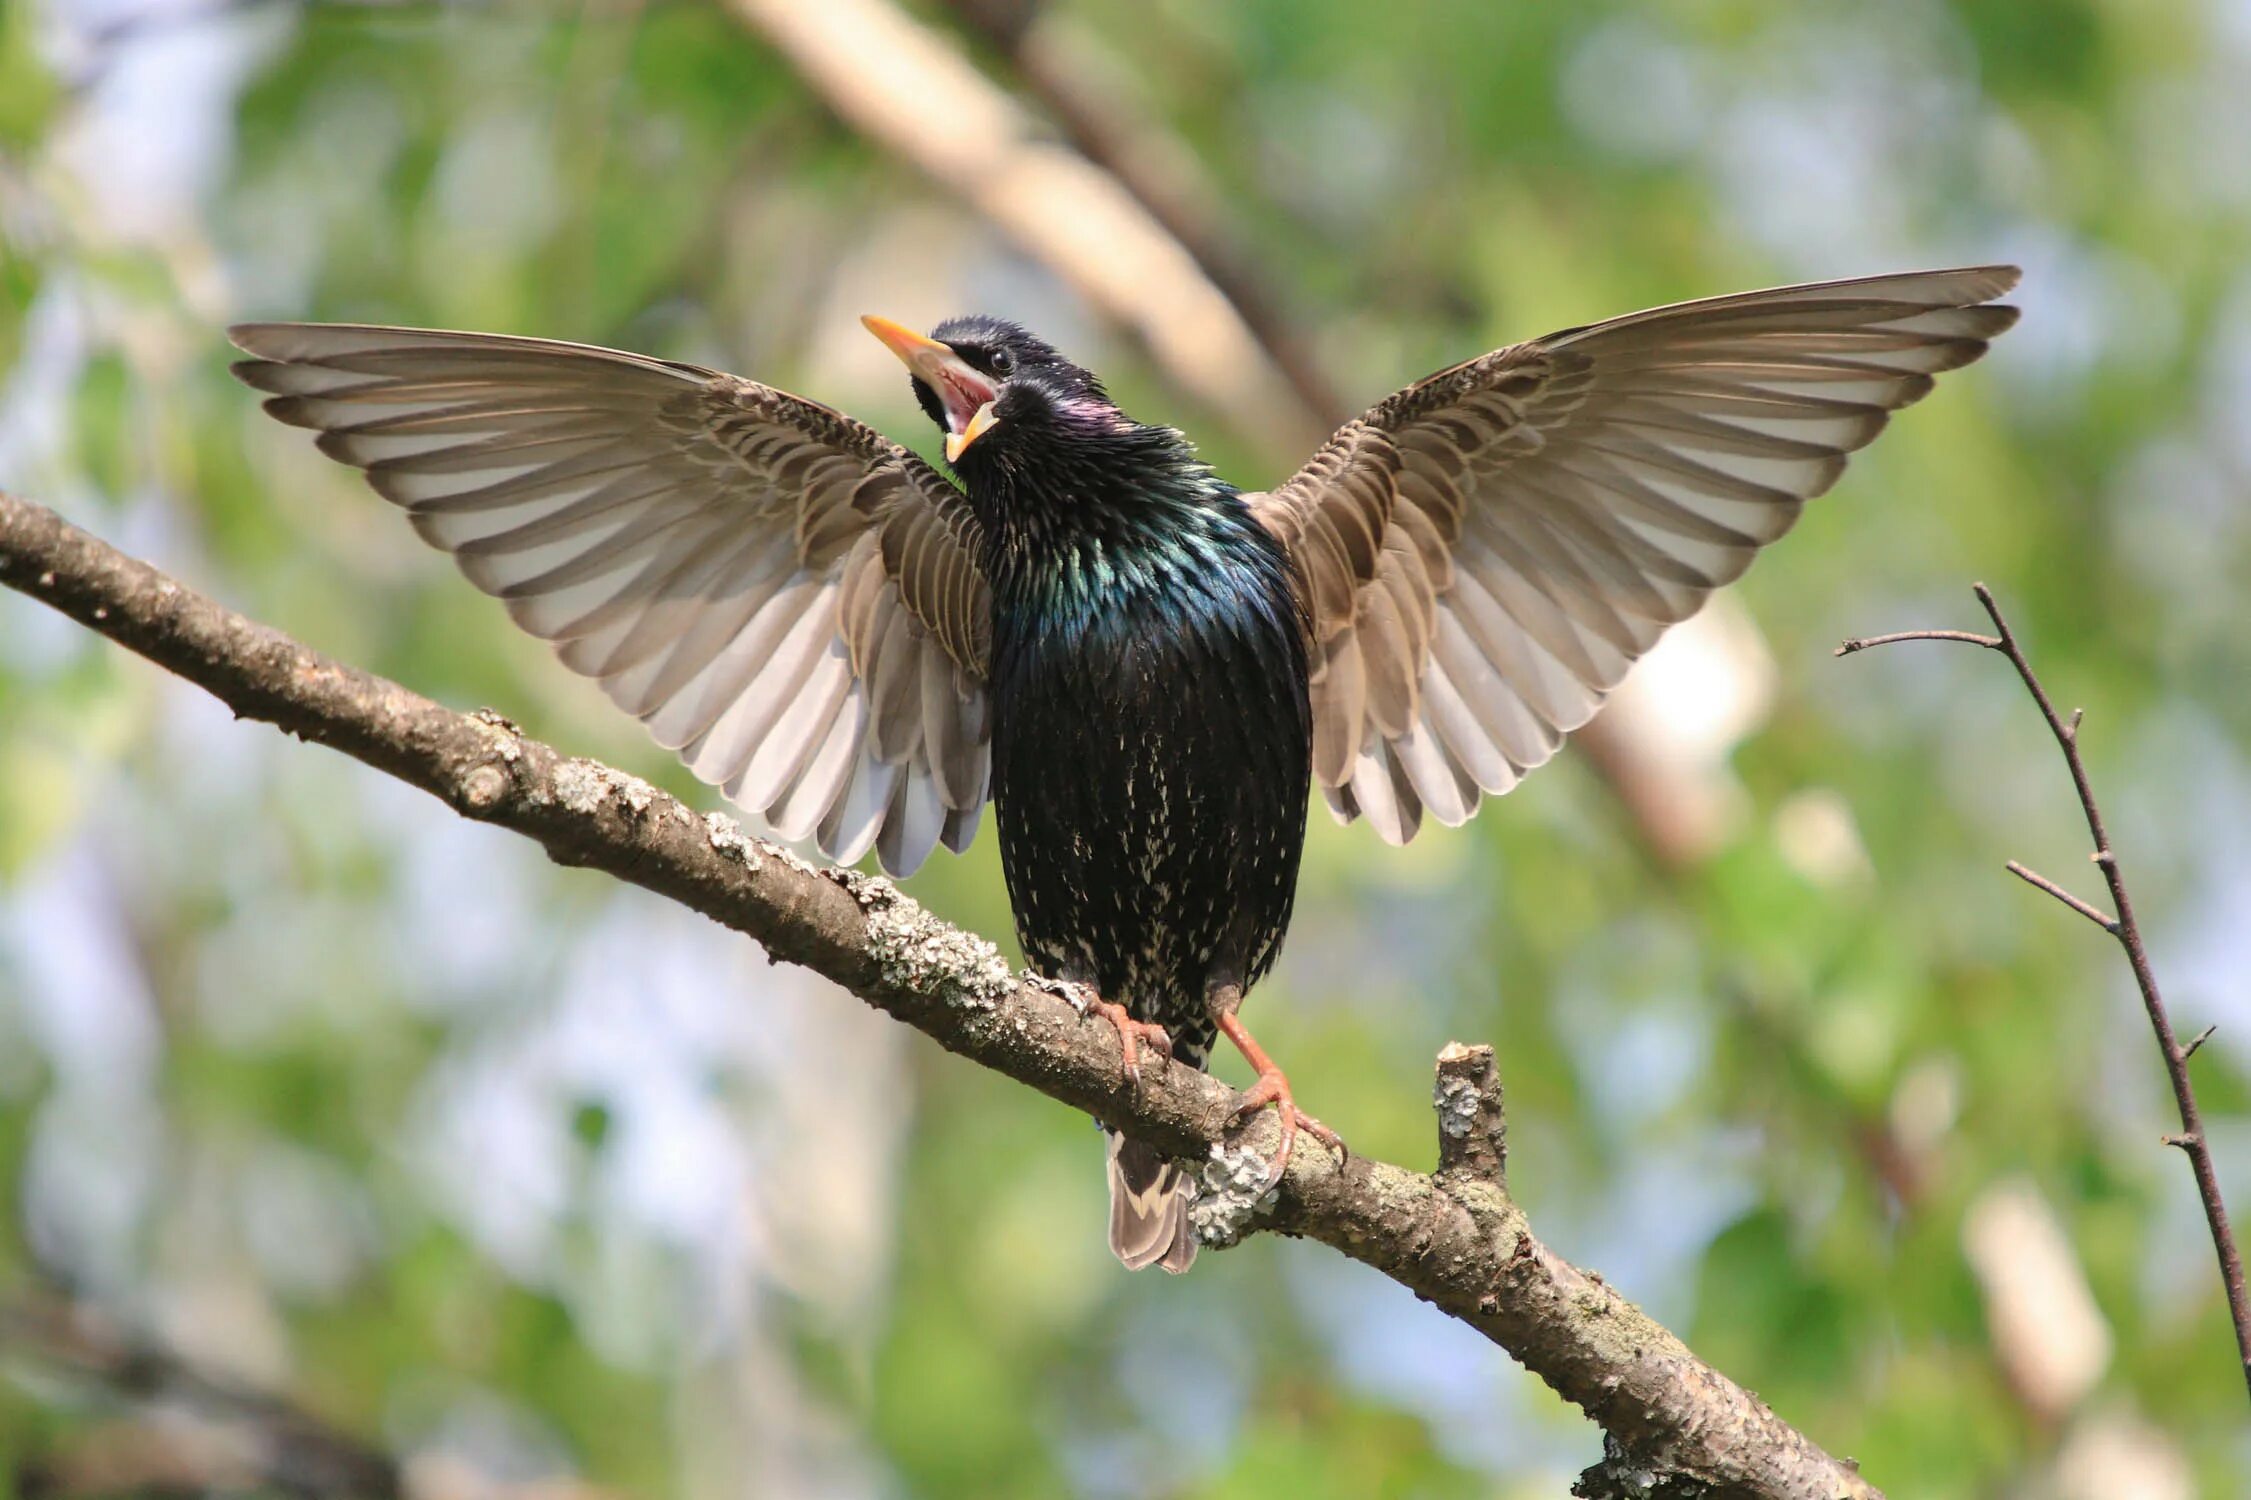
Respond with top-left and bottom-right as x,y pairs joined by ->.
861,314 -> 1001,460
945,402 -> 999,464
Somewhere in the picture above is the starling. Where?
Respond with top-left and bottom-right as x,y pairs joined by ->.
229,265 -> 2019,1272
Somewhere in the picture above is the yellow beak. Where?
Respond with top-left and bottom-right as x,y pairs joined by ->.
861,314 -> 1003,462
860,314 -> 952,374
946,402 -> 999,463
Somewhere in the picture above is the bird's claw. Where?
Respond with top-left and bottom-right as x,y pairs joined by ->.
1213,1008 -> 1344,1194
1226,1069 -> 1346,1195
1084,995 -> 1172,1091
1029,972 -> 1091,1004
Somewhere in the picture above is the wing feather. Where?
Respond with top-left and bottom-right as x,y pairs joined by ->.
232,322 -> 994,875
1254,266 -> 2019,842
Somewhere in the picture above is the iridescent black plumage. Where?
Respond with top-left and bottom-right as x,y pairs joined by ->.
920,318 -> 1314,1272
937,327 -> 1311,1067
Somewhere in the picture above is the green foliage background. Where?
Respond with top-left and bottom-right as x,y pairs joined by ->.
3,1 -> 2249,1495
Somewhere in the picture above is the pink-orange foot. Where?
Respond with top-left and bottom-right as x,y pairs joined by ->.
1217,1011 -> 1346,1192
1085,995 -> 1173,1090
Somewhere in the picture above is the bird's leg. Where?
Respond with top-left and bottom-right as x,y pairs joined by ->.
1031,973 -> 1172,1088
1212,987 -> 1345,1192
1078,991 -> 1173,1090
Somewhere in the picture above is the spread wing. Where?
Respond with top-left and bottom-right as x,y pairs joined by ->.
1247,266 -> 2021,842
231,323 -> 992,876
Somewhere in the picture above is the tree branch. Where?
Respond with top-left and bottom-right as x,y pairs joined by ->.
2,489 -> 1878,1496
1839,582 -> 2251,1402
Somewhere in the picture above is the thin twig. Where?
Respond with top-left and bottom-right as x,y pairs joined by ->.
1,490 -> 1880,1498
1842,582 -> 2251,1401
2003,860 -> 2118,932
1834,628 -> 2003,655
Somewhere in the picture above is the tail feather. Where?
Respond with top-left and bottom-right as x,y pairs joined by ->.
1106,1132 -> 1197,1274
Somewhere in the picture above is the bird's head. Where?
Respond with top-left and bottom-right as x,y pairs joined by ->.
861,313 -> 1232,586
861,313 -> 1127,477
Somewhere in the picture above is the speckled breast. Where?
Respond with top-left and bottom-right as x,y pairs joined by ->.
988,553 -> 1311,1053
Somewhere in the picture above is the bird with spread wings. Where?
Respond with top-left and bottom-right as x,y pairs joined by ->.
233,265 -> 2018,1270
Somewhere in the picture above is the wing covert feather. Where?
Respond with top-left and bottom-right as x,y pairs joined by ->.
1249,266 -> 2020,842
231,322 -> 993,875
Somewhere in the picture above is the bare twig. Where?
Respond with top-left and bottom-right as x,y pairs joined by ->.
1835,628 -> 2003,655
1841,581 -> 2251,1401
2003,860 -> 2118,932
2,490 -> 1882,1498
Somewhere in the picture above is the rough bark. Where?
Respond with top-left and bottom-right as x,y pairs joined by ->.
1,490 -> 1878,1499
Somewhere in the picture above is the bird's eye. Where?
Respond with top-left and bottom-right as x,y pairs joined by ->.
989,348 -> 1014,376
